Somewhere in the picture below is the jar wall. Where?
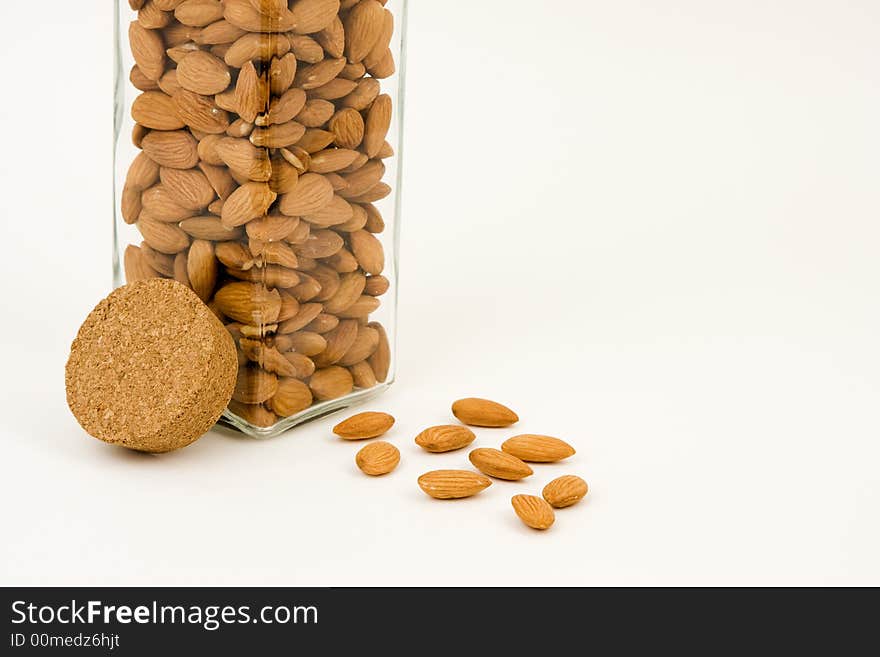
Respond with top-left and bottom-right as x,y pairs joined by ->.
114,0 -> 406,438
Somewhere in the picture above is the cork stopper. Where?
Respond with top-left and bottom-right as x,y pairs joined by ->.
65,279 -> 238,453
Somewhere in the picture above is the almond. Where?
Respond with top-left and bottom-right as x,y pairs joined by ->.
131,64 -> 160,91
356,441 -> 400,476
366,321 -> 390,382
452,398 -> 519,428
260,88 -> 307,126
542,475 -> 589,509
246,214 -> 300,241
235,60 -> 269,123
129,20 -> 166,81
349,229 -> 384,275
289,0 -> 340,34
307,77 -> 358,101
215,241 -> 254,269
132,91 -> 185,130
277,302 -> 322,333
213,282 -> 282,324
339,160 -> 384,199
309,366 -> 353,400
179,217 -> 244,241
141,184 -> 194,222
289,34 -> 325,62
269,377 -> 314,416
124,244 -> 160,282
138,218 -> 191,254
258,241 -> 300,268
282,352 -> 317,379
364,274 -> 389,296
228,400 -> 278,428
315,15 -> 344,58
309,148 -> 361,174
286,331 -> 327,356
215,137 -> 272,181
233,365 -> 278,404
198,162 -> 237,199
349,361 -> 377,389
249,120 -> 306,148
366,48 -> 395,79
177,50 -> 231,95
321,270 -> 364,313
172,89 -> 231,134
186,239 -> 218,301
511,495 -> 555,530
160,167 -> 216,209
125,151 -> 161,190
468,448 -> 533,481
295,99 -> 335,127
293,57 -> 346,90
269,53 -> 298,96
501,435 -> 576,463
313,319 -> 358,367
224,32 -> 290,68
341,77 -> 380,110
329,108 -> 365,149
343,0 -> 385,63
138,2 -> 173,29
336,295 -> 379,318
303,194 -> 354,227
417,470 -> 492,500
279,173 -> 334,216
122,186 -> 143,224
226,263 -> 299,289
363,9 -> 394,70
175,0 -> 225,27
363,93 -> 392,158
197,19 -> 247,45
224,0 -> 297,32
333,411 -> 395,440
337,325 -> 379,366
414,425 -> 476,453
141,130 -> 200,169
221,182 -> 277,228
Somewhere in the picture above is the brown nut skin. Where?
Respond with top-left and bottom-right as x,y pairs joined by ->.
542,476 -> 589,508
511,495 -> 556,530
333,411 -> 395,440
417,470 -> 492,500
356,441 -> 400,476
452,398 -> 519,427
414,425 -> 476,453
468,448 -> 533,481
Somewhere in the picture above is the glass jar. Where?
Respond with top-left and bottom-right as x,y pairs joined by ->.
114,0 -> 406,437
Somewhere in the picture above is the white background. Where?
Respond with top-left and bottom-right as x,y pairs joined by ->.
1,0 -> 879,586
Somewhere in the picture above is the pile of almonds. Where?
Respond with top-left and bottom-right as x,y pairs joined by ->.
120,0 -> 398,430
333,398 -> 590,531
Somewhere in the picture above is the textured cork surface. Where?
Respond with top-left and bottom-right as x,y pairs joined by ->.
65,279 -> 238,453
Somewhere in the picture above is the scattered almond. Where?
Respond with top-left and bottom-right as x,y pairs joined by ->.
414,425 -> 476,453
452,398 -> 519,428
511,495 -> 556,530
468,448 -> 533,481
333,411 -> 395,440
542,476 -> 589,509
356,441 -> 400,476
417,470 -> 492,500
501,435 -> 576,463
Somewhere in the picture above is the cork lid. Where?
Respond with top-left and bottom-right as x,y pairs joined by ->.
65,279 -> 238,453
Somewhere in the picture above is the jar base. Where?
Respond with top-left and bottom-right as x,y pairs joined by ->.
220,382 -> 393,439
